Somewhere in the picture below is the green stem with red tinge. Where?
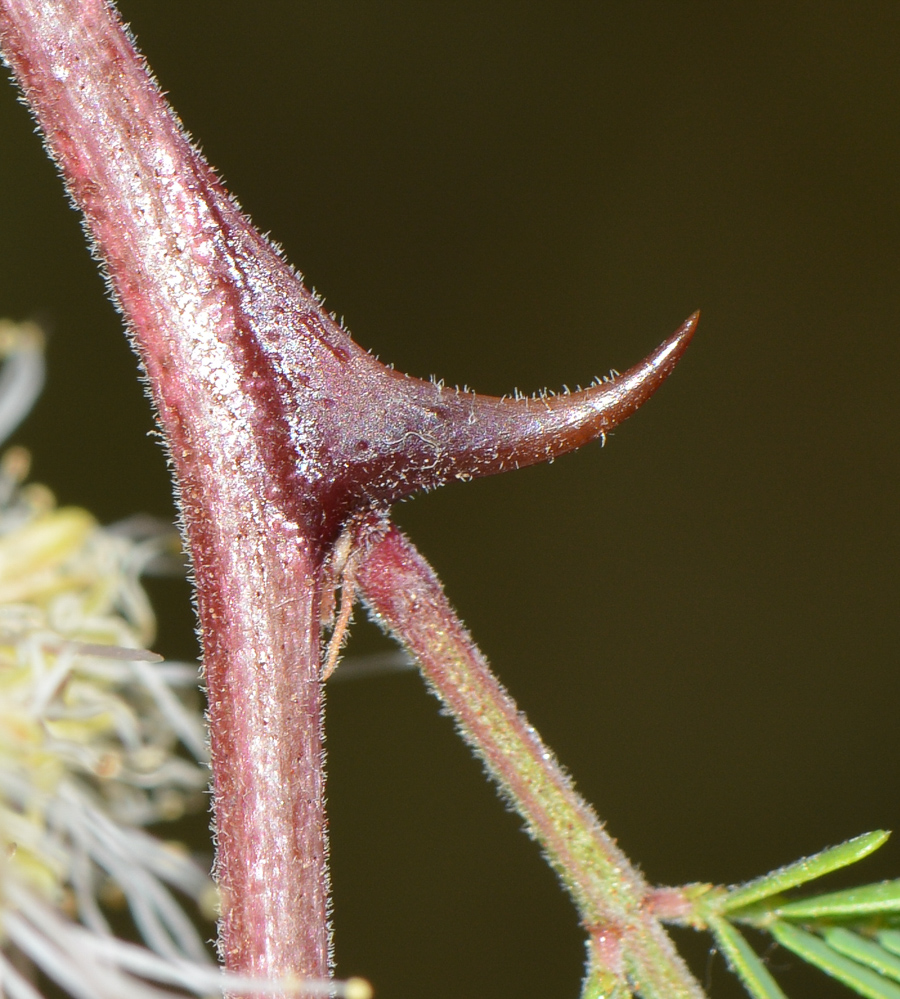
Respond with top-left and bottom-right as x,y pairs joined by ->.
357,523 -> 705,999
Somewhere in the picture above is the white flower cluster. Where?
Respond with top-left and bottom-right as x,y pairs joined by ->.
0,322 -> 369,999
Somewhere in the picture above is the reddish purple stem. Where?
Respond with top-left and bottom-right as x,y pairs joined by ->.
0,0 -> 336,977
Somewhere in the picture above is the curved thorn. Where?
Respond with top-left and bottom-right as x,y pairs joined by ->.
461,309 -> 700,473
328,312 -> 699,517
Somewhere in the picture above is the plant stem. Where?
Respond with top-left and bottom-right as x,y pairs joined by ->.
0,0 -> 332,980
356,523 -> 706,999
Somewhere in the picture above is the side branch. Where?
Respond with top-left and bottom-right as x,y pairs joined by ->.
356,524 -> 706,999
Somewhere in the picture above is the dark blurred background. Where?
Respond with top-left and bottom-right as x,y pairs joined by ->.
1,3 -> 898,997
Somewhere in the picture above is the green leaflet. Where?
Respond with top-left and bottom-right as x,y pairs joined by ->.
776,879 -> 900,920
879,932 -> 900,959
771,922 -> 900,999
722,831 -> 889,914
825,928 -> 900,984
707,916 -> 788,999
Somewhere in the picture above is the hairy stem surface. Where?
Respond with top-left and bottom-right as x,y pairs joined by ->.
357,524 -> 705,999
0,0 -> 332,979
